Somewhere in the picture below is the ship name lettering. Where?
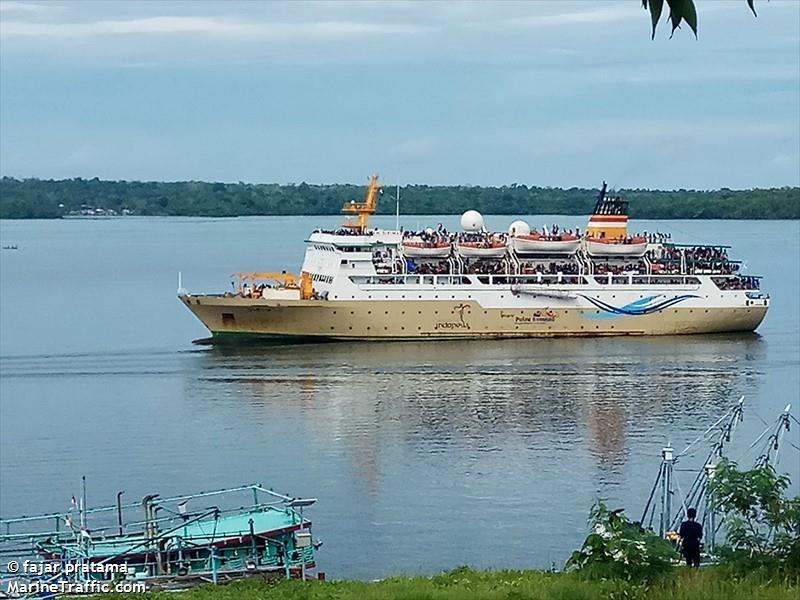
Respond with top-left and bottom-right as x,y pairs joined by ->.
434,321 -> 470,330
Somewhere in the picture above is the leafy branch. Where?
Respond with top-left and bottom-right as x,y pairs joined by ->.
642,0 -> 759,39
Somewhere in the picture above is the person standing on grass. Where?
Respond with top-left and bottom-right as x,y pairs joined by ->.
679,507 -> 703,567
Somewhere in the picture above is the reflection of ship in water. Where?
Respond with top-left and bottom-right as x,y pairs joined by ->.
188,335 -> 765,489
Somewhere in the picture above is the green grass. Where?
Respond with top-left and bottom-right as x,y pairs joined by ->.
105,567 -> 799,600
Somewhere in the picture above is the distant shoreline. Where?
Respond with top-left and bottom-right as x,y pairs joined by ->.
1,177 -> 798,220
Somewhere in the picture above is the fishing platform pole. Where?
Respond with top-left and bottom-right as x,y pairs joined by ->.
704,462 -> 717,553
755,404 -> 792,468
670,397 -> 744,532
660,445 -> 674,537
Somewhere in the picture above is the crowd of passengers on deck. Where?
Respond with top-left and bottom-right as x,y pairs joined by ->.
714,275 -> 760,290
315,227 -> 367,236
465,259 -> 506,274
402,225 -> 450,244
457,232 -> 507,245
646,232 -> 673,243
662,245 -> 729,262
520,261 -> 580,275
407,260 -> 450,274
594,261 -> 648,275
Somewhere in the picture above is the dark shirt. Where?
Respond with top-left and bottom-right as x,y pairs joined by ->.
679,519 -> 703,552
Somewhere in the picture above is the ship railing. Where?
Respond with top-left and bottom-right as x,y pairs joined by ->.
1,484 -> 295,543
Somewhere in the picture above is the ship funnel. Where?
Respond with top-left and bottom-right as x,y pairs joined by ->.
587,181 -> 630,241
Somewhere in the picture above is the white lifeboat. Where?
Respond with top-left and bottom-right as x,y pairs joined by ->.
401,240 -> 452,258
512,233 -> 581,254
585,236 -> 648,257
457,240 -> 507,258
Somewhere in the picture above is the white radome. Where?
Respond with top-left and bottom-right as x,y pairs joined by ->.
461,210 -> 485,232
508,220 -> 531,237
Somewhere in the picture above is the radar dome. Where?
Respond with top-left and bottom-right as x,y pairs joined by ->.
461,210 -> 485,232
508,220 -> 530,237
424,227 -> 434,235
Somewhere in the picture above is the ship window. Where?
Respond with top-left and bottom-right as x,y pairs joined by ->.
222,313 -> 235,325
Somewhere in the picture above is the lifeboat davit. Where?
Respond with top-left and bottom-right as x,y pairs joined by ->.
585,236 -> 648,257
401,240 -> 452,258
512,233 -> 581,254
457,241 -> 507,258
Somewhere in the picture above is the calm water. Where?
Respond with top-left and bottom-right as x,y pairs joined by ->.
1,215 -> 798,579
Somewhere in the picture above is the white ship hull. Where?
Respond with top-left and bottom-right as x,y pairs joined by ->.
182,291 -> 768,341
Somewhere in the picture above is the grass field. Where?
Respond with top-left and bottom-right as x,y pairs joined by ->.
106,567 -> 799,600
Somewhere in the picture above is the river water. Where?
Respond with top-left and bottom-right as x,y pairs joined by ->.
0,216 -> 798,579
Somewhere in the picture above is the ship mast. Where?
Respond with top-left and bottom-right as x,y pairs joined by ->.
342,174 -> 382,232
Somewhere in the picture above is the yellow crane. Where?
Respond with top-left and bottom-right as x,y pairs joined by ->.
341,174 -> 382,232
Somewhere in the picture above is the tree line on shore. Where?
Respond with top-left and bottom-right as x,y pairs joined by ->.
0,176 -> 798,219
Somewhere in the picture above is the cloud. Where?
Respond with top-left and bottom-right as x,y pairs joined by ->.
0,14 -> 438,39
0,1 -> 51,13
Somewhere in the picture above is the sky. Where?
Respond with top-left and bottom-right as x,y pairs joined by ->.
0,0 -> 798,189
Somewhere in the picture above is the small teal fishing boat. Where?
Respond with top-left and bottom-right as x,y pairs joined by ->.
0,483 -> 320,592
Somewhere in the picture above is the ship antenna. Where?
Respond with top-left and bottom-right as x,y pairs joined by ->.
395,179 -> 400,231
599,181 -> 608,201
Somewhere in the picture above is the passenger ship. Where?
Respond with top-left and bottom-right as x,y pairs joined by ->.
180,176 -> 769,342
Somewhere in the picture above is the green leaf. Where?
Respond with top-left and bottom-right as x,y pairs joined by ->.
666,0 -> 683,36
684,0 -> 698,37
648,0 -> 665,39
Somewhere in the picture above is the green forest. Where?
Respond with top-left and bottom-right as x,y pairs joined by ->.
0,177 -> 798,219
